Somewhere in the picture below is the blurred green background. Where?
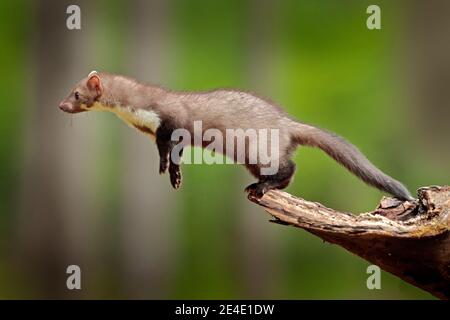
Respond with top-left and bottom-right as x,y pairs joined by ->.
0,0 -> 449,299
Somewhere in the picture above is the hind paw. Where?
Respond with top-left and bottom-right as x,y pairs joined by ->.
245,183 -> 269,198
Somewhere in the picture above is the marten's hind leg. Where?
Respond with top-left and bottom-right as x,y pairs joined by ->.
245,160 -> 296,198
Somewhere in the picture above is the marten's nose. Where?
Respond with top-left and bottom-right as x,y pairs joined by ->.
59,102 -> 70,112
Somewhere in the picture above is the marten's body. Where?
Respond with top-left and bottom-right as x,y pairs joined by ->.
59,71 -> 413,200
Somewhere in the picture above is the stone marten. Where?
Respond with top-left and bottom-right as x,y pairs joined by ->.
59,71 -> 413,200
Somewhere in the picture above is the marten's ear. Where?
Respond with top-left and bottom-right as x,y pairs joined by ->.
87,72 -> 103,97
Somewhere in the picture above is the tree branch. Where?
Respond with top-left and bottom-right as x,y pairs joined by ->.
248,186 -> 450,299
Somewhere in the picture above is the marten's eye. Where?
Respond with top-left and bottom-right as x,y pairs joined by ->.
74,91 -> 80,100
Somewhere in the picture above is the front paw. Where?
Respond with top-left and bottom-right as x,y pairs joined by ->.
169,165 -> 182,189
159,159 -> 169,174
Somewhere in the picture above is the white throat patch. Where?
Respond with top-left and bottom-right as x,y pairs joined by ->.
87,102 -> 161,137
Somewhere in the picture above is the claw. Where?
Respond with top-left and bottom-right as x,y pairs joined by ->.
169,165 -> 182,189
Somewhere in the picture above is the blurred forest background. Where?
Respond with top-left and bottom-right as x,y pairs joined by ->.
0,0 -> 449,299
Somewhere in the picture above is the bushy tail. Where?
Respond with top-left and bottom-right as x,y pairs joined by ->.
291,123 -> 414,200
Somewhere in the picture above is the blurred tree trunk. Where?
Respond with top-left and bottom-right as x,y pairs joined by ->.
17,0 -> 90,298
120,0 -> 175,298
407,0 -> 450,155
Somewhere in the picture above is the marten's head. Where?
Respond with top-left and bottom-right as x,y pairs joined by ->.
59,71 -> 103,113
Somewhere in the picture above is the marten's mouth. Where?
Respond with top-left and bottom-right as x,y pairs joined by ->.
62,108 -> 86,114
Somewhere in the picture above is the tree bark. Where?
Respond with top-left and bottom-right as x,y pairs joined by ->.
248,186 -> 450,299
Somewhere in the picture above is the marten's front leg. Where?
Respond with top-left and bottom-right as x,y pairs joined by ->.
156,128 -> 172,175
156,121 -> 183,189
